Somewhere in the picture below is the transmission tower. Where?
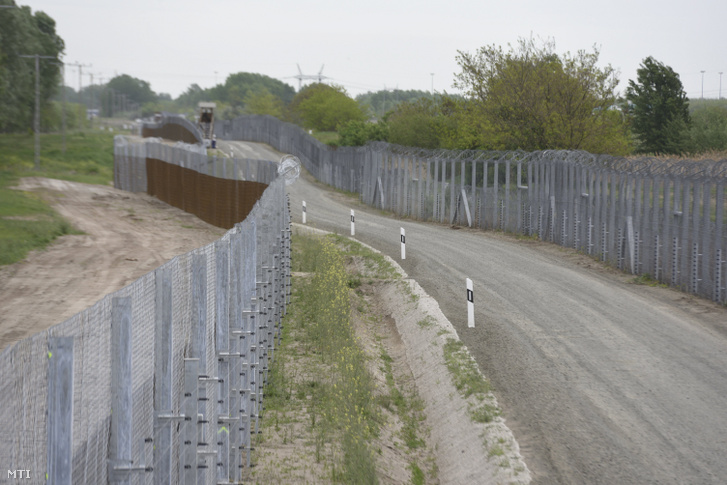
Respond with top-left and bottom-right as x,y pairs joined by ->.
291,64 -> 329,91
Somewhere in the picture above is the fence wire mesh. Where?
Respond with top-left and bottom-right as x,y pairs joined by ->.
0,140 -> 290,484
218,115 -> 727,304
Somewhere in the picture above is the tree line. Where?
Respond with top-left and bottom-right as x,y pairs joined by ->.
61,44 -> 727,157
373,40 -> 726,157
2,6 -> 724,157
0,4 -> 64,132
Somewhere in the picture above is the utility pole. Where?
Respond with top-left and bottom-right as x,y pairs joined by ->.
19,54 -> 58,170
54,61 -> 67,155
88,72 -> 98,128
67,61 -> 91,124
700,70 -> 706,99
430,73 -> 434,96
720,72 -> 723,99
97,75 -> 106,118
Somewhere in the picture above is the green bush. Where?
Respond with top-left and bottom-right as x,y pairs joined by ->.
337,120 -> 389,147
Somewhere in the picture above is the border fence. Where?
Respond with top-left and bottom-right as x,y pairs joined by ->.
0,138 -> 290,484
114,136 -> 278,229
141,112 -> 205,145
218,115 -> 727,305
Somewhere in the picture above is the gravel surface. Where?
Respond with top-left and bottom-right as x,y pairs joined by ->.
222,141 -> 727,484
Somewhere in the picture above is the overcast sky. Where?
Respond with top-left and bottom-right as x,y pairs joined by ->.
22,0 -> 727,101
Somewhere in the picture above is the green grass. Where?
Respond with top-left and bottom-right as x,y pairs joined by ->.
261,234 -> 440,483
310,131 -> 340,146
0,131 -> 115,266
261,235 -> 380,484
416,316 -> 436,329
629,273 -> 668,287
409,462 -> 425,485
442,338 -> 501,424
442,339 -> 491,398
327,234 -> 400,280
0,131 -> 116,185
0,175 -> 82,265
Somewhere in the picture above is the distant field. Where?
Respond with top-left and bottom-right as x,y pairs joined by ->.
0,131 -> 115,266
310,131 -> 340,145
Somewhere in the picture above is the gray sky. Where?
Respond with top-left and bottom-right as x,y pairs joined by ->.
23,0 -> 727,101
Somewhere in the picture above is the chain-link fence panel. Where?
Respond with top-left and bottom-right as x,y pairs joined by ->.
0,140 -> 290,484
220,115 -> 727,305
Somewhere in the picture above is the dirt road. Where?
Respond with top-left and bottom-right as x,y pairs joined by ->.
246,144 -> 727,484
0,178 -> 224,352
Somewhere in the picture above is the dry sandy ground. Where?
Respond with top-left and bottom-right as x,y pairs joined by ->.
0,178 -> 225,352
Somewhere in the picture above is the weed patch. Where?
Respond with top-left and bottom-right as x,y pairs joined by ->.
0,131 -> 114,265
256,236 -> 379,483
629,273 -> 668,287
443,338 -> 501,425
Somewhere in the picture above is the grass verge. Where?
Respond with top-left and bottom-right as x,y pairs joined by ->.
255,235 -> 379,483
254,233 -> 435,484
0,131 -> 114,266
443,338 -> 501,424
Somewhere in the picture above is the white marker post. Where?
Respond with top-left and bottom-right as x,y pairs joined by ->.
302,201 -> 307,224
350,209 -> 355,236
466,278 -> 474,328
400,227 -> 406,260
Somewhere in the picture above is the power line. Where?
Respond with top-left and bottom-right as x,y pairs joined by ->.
66,61 -> 92,106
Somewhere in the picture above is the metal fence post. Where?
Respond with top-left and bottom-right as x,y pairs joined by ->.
215,239 -> 231,482
242,219 -> 258,469
716,249 -> 724,303
154,267 -> 174,485
192,253 -> 217,484
229,229 -> 242,481
182,359 -> 199,485
47,337 -> 74,485
627,216 -> 636,275
691,242 -> 701,294
109,296 -> 133,484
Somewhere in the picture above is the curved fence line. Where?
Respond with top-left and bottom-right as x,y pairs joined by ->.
141,112 -> 205,145
113,136 -> 278,194
0,142 -> 289,483
218,115 -> 726,304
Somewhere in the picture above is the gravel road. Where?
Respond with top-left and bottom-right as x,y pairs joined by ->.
222,141 -> 727,484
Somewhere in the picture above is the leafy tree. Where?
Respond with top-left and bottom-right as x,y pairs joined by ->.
175,83 -> 208,109
42,100 -> 85,131
356,89 -> 433,119
0,6 -> 64,132
386,98 -> 442,148
688,103 -> 727,153
222,72 -> 294,106
434,96 -> 498,150
626,57 -> 691,154
337,120 -> 389,146
106,74 -> 157,106
454,37 -> 631,154
289,83 -> 365,132
386,97 -> 466,149
243,88 -> 285,118
174,73 -> 294,120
